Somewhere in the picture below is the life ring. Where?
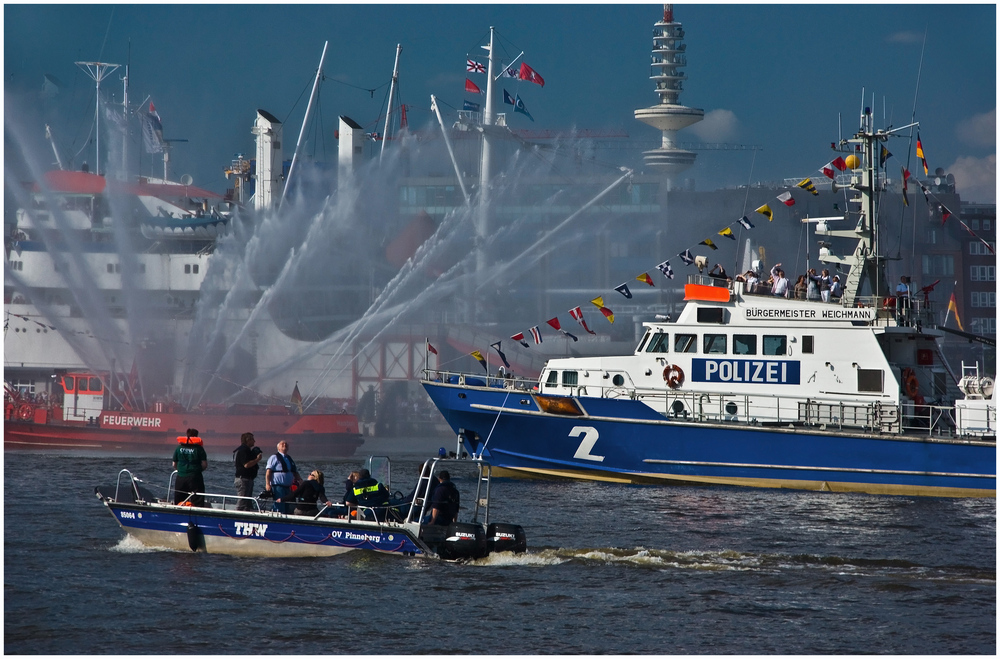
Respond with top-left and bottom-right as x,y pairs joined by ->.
662,364 -> 685,389
17,404 -> 33,421
901,368 -> 919,399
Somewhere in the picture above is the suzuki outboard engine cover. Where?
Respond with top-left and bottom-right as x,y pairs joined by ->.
437,522 -> 488,560
487,523 -> 527,554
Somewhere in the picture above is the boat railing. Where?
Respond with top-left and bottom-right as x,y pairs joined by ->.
114,469 -> 146,503
422,369 -> 539,393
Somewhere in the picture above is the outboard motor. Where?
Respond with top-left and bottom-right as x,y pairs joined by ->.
487,523 -> 527,554
437,522 -> 487,560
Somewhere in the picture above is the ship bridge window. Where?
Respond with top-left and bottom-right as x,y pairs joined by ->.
763,335 -> 787,356
545,371 -> 558,386
645,332 -> 669,353
561,371 -> 578,386
703,334 -> 727,354
696,308 -> 725,324
733,334 -> 757,355
636,330 -> 651,353
674,334 -> 697,353
62,376 -> 74,393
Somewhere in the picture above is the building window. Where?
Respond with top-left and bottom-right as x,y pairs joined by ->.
193,264 -> 199,274
970,317 -> 997,335
107,263 -> 114,273
972,220 -> 981,230
971,292 -> 996,308
985,220 -> 992,231
970,242 -> 996,255
922,254 -> 954,277
184,264 -> 191,274
970,265 -> 996,282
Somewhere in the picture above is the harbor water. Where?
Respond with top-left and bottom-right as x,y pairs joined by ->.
4,440 -> 995,655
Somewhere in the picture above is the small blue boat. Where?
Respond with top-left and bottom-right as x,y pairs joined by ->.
95,456 -> 526,559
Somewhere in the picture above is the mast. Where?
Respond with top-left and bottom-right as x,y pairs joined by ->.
477,27 -> 497,276
817,107 -> 918,305
121,45 -> 130,178
380,44 -> 402,163
280,41 -> 328,212
75,61 -> 120,175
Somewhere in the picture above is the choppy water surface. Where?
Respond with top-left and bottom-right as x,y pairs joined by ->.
4,449 -> 995,654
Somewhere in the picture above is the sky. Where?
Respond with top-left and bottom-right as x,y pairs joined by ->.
5,3 -> 997,202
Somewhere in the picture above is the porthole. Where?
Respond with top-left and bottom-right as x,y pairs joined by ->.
612,374 -> 625,386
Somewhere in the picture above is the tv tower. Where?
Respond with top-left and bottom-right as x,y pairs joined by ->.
634,5 -> 703,180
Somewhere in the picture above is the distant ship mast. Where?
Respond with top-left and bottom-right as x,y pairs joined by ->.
75,60 -> 120,176
634,5 -> 703,183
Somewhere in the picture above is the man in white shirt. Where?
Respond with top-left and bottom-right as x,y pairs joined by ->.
770,263 -> 789,297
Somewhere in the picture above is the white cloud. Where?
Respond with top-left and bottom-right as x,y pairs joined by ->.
955,109 -> 996,148
686,109 -> 739,142
948,154 -> 997,203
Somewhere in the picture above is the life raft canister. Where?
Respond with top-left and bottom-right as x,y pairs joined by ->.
662,364 -> 685,389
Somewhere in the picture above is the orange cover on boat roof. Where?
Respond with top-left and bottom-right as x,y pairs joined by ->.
684,283 -> 731,302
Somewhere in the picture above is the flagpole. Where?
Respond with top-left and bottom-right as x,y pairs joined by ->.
424,337 -> 429,376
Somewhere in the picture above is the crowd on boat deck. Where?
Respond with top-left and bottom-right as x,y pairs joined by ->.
709,262 -> 845,302
171,430 -> 460,525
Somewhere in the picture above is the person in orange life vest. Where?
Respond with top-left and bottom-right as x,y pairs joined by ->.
172,428 -> 207,506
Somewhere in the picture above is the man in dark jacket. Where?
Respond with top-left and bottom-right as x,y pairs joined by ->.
345,468 -> 391,521
430,471 -> 460,525
233,432 -> 263,511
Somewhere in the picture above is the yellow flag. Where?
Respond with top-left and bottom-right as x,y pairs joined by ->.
718,227 -> 736,240
470,350 -> 488,372
755,204 -> 773,221
590,296 -> 605,309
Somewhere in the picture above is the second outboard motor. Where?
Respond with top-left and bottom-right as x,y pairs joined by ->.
487,523 -> 527,554
437,522 -> 487,560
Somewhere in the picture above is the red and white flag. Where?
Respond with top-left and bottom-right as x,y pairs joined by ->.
777,191 -> 795,206
466,59 -> 485,74
519,62 -> 544,87
511,332 -> 529,348
465,78 -> 484,95
569,306 -> 596,335
529,326 -> 542,344
821,161 -> 837,179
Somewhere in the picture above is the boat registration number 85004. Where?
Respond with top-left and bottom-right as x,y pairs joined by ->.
692,359 -> 800,385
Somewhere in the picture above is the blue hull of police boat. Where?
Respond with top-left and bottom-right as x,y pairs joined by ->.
421,381 -> 996,498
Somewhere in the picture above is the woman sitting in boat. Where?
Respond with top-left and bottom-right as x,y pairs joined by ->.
292,470 -> 333,516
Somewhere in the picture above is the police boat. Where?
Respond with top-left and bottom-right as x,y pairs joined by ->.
94,455 -> 527,559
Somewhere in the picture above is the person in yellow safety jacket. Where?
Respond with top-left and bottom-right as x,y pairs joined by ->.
344,468 -> 391,521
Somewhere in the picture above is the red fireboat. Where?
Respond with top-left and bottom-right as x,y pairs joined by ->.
4,374 -> 363,459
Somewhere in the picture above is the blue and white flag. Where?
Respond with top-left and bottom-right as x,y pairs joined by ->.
513,94 -> 534,121
656,260 -> 674,279
679,249 -> 695,266
463,100 -> 480,112
614,283 -> 633,299
501,66 -> 520,79
737,215 -> 755,230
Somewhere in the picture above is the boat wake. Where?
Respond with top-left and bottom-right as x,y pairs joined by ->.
480,546 -> 995,583
110,535 -> 173,554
